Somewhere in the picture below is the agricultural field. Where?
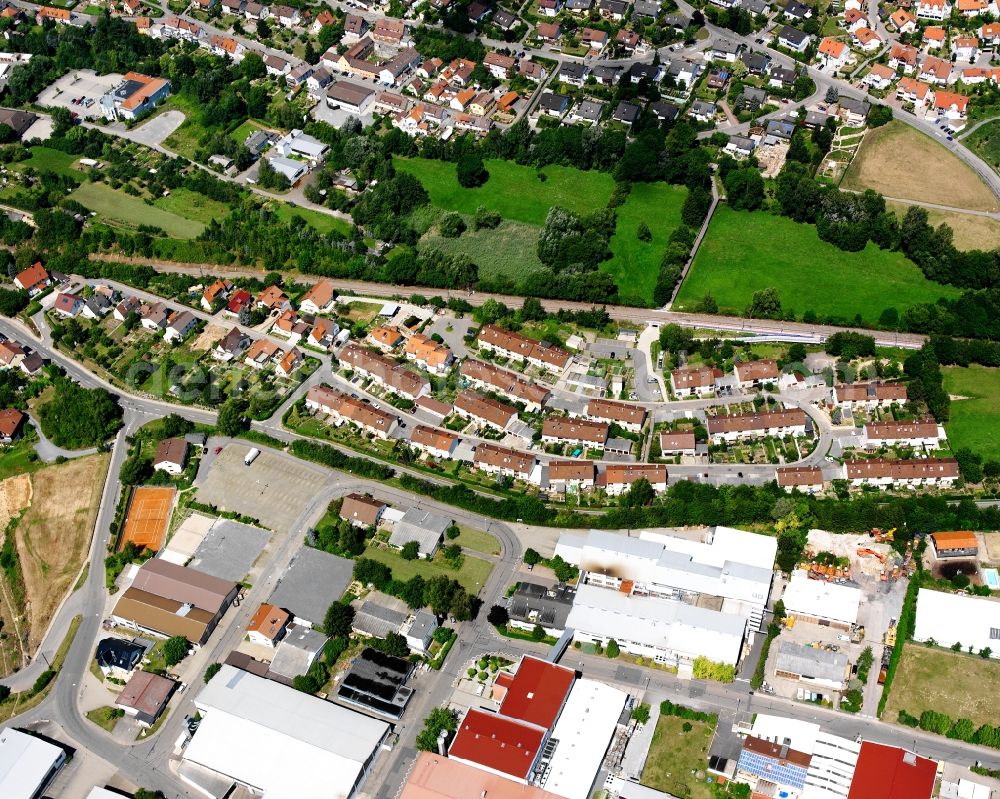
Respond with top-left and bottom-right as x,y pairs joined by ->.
675,207 -> 961,323
642,714 -> 716,799
842,122 -> 998,212
604,183 -> 687,305
393,157 -> 615,225
884,643 -> 1000,728
942,365 -> 1000,461
886,201 -> 1000,251
14,453 -> 110,650
12,146 -> 82,179
360,542 -> 493,595
70,182 -> 205,239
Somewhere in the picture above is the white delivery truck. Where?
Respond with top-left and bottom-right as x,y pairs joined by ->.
244,448 -> 260,466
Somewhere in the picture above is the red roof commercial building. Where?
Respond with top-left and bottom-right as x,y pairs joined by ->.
448,708 -> 546,782
498,656 -> 576,729
847,743 -> 935,799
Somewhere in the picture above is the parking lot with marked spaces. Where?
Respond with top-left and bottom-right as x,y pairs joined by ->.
193,445 -> 330,532
119,486 -> 176,552
35,69 -> 122,121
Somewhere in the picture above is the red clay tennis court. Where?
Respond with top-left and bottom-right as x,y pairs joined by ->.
118,486 -> 176,552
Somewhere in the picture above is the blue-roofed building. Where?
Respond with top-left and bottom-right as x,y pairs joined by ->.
736,736 -> 811,795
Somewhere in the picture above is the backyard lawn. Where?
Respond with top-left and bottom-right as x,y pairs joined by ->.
642,714 -> 717,799
394,157 -> 615,225
604,182 -> 687,305
674,207 -> 960,323
884,643 -> 1000,728
71,182 -> 204,239
362,543 -> 494,594
14,147 -> 82,180
942,365 -> 1000,461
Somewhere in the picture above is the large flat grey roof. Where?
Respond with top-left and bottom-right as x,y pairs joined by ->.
189,520 -> 270,583
775,640 -> 848,683
268,547 -> 353,625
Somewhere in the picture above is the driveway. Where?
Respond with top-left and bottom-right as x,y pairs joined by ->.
126,110 -> 186,148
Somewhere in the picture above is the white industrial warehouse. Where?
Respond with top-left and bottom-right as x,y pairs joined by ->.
181,665 -> 390,799
566,583 -> 748,665
913,589 -> 1000,658
0,726 -> 66,799
541,679 -> 629,799
554,526 -> 776,630
781,572 -> 862,630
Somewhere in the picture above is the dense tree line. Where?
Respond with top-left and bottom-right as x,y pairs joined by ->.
37,374 -> 122,448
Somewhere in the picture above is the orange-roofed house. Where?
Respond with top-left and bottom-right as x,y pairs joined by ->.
368,325 -> 404,351
255,285 -> 290,312
818,37 -> 850,68
922,25 -> 946,48
0,409 -> 26,444
919,55 -> 953,85
930,531 -> 978,558
958,0 -> 996,16
13,262 -> 50,296
247,603 -> 291,647
888,42 -> 919,73
864,62 -> 895,90
497,91 -> 519,113
897,76 -> 933,107
916,0 -> 952,19
952,35 -> 979,60
37,6 -> 70,23
890,8 -> 917,31
403,333 -> 454,373
932,89 -> 969,122
101,72 -> 171,121
853,27 -> 881,51
843,8 -> 867,31
980,21 -> 1000,44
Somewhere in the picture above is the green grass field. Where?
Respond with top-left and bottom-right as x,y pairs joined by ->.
942,365 -> 1000,461
642,714 -> 716,799
0,436 -> 43,481
884,643 -> 1000,728
14,147 -> 81,180
453,526 -> 501,555
71,182 -> 204,239
423,220 -> 546,284
604,183 -> 687,305
394,157 -> 615,225
675,207 -> 961,323
154,187 -> 230,223
362,543 -> 493,594
964,120 -> 1000,172
273,202 -> 352,236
